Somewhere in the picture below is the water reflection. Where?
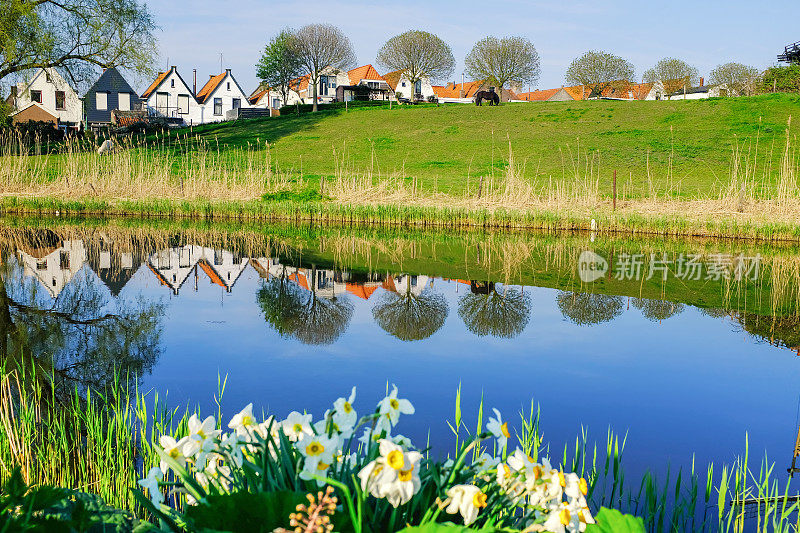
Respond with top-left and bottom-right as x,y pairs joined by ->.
632,298 -> 685,322
1,236 -> 164,396
373,275 -> 448,341
457,281 -> 532,338
556,291 -> 625,326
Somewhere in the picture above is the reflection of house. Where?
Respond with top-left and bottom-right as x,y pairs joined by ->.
148,246 -> 248,294
87,245 -> 144,297
390,274 -> 432,296
17,240 -> 88,299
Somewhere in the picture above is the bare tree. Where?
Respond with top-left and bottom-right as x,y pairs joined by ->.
376,30 -> 454,101
565,50 -> 635,98
642,57 -> 699,93
293,24 -> 356,112
464,36 -> 539,101
256,28 -> 303,109
709,62 -> 760,96
1,0 -> 158,86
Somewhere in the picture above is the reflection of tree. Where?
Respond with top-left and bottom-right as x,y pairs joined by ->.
0,259 -> 164,398
257,266 -> 353,345
732,313 -> 800,351
372,282 -> 448,341
632,298 -> 684,322
458,282 -> 531,339
556,291 -> 624,326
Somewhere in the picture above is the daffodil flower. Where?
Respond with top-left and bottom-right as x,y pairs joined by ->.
563,472 -> 589,502
138,467 -> 164,506
281,411 -> 313,442
184,414 -> 221,456
358,439 -> 422,507
159,435 -> 189,474
228,403 -> 257,437
299,458 -> 334,487
296,433 -> 339,470
486,408 -> 511,452
445,484 -> 488,526
332,387 -> 358,430
377,385 -> 414,426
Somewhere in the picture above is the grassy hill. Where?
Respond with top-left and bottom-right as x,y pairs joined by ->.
181,93 -> 800,198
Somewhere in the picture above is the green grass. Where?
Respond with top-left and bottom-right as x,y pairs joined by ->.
169,93 -> 800,198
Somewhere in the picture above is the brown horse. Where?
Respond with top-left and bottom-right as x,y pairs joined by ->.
474,90 -> 500,106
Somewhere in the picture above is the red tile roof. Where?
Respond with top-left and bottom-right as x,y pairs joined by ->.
516,88 -> 563,101
198,259 -> 226,289
435,80 -> 486,99
196,73 -> 226,104
249,88 -> 267,105
382,69 -> 405,91
348,64 -> 384,86
346,283 -> 379,300
142,70 -> 170,99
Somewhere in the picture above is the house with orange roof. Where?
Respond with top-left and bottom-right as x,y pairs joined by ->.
141,66 -> 204,125
382,69 -> 436,102
194,69 -> 253,123
280,67 -> 350,105
516,87 -> 575,102
433,79 -> 519,103
336,64 -> 391,102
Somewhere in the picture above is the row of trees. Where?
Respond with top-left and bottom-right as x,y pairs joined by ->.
256,25 -> 541,110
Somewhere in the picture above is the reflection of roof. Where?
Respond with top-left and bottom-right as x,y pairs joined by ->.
198,259 -> 226,289
250,258 -> 268,277
288,271 -> 309,290
346,283 -> 379,300
147,262 -> 173,289
382,276 -> 396,293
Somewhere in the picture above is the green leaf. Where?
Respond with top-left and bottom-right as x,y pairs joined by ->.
397,523 -> 502,533
585,507 -> 646,533
183,491 -> 307,533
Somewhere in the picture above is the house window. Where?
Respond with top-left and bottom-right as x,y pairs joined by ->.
118,92 -> 131,111
232,98 -> 241,110
401,82 -> 407,87
226,82 -> 230,91
36,260 -> 47,270
59,251 -> 70,269
414,80 -> 422,95
319,75 -> 336,96
55,91 -> 65,110
171,79 -> 175,88
367,81 -> 378,89
178,94 -> 190,114
96,92 -> 108,110
213,97 -> 222,115
155,92 -> 168,113
272,97 -> 280,109
31,90 -> 42,103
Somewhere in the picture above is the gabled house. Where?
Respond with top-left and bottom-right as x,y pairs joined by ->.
7,68 -> 83,130
84,67 -> 141,128
335,64 -> 390,101
433,80 -> 518,102
383,70 -> 436,102
288,67 -> 350,105
195,69 -> 252,122
516,87 -> 575,102
141,66 -> 203,125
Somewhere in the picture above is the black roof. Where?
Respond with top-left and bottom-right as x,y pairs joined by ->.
84,67 -> 141,124
667,85 -> 712,97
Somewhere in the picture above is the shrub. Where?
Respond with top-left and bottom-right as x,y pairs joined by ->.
427,95 -> 439,104
759,64 -> 800,93
279,100 -> 389,115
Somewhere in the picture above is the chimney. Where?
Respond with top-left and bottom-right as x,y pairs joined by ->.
226,68 -> 231,75
699,77 -> 704,87
171,65 -> 176,71
193,69 -> 196,94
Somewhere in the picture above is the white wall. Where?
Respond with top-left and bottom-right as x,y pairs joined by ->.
14,69 -> 82,127
393,74 -> 435,101
142,68 -> 205,126
198,72 -> 252,123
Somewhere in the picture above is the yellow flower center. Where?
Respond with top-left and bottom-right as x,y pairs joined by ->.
306,442 -> 324,456
293,423 -> 303,433
387,450 -> 405,471
579,510 -> 587,523
500,422 -> 510,439
343,402 -> 352,413
317,462 -> 330,471
241,415 -> 254,427
389,398 -> 400,410
559,471 -> 566,487
398,468 -> 413,482
532,465 -> 543,480
502,464 -> 511,478
197,429 -> 206,438
472,491 -> 488,508
560,508 -> 571,526
579,477 -> 588,496
169,448 -> 180,459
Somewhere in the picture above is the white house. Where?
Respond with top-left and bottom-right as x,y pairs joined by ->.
141,66 -> 204,125
8,68 -> 82,130
249,85 -> 302,111
288,67 -> 350,105
666,83 -> 729,100
383,70 -> 436,102
194,69 -> 252,123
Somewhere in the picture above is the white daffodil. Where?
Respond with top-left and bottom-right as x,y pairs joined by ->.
445,484 -> 488,526
358,439 -> 422,507
228,403 -> 258,437
333,387 -> 358,430
563,472 -> 589,502
184,414 -> 221,456
377,385 -> 414,426
542,500 -> 591,533
281,411 -> 313,442
390,434 -> 414,449
299,458 -> 333,487
474,452 -> 501,474
138,467 -> 164,506
159,435 -> 189,474
220,431 -> 244,468
296,433 -> 338,469
486,408 -> 511,452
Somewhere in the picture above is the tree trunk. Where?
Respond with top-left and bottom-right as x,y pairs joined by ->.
312,74 -> 319,112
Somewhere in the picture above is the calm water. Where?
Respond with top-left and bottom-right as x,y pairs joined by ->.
2,219 -> 799,489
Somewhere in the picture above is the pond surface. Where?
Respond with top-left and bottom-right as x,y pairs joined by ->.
1,218 -> 799,490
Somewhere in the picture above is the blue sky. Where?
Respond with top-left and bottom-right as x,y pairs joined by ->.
144,0 -> 798,94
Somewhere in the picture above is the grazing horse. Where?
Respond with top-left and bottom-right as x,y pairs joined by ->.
474,90 -> 500,106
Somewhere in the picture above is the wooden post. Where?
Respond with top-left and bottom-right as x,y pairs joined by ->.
613,170 -> 617,210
